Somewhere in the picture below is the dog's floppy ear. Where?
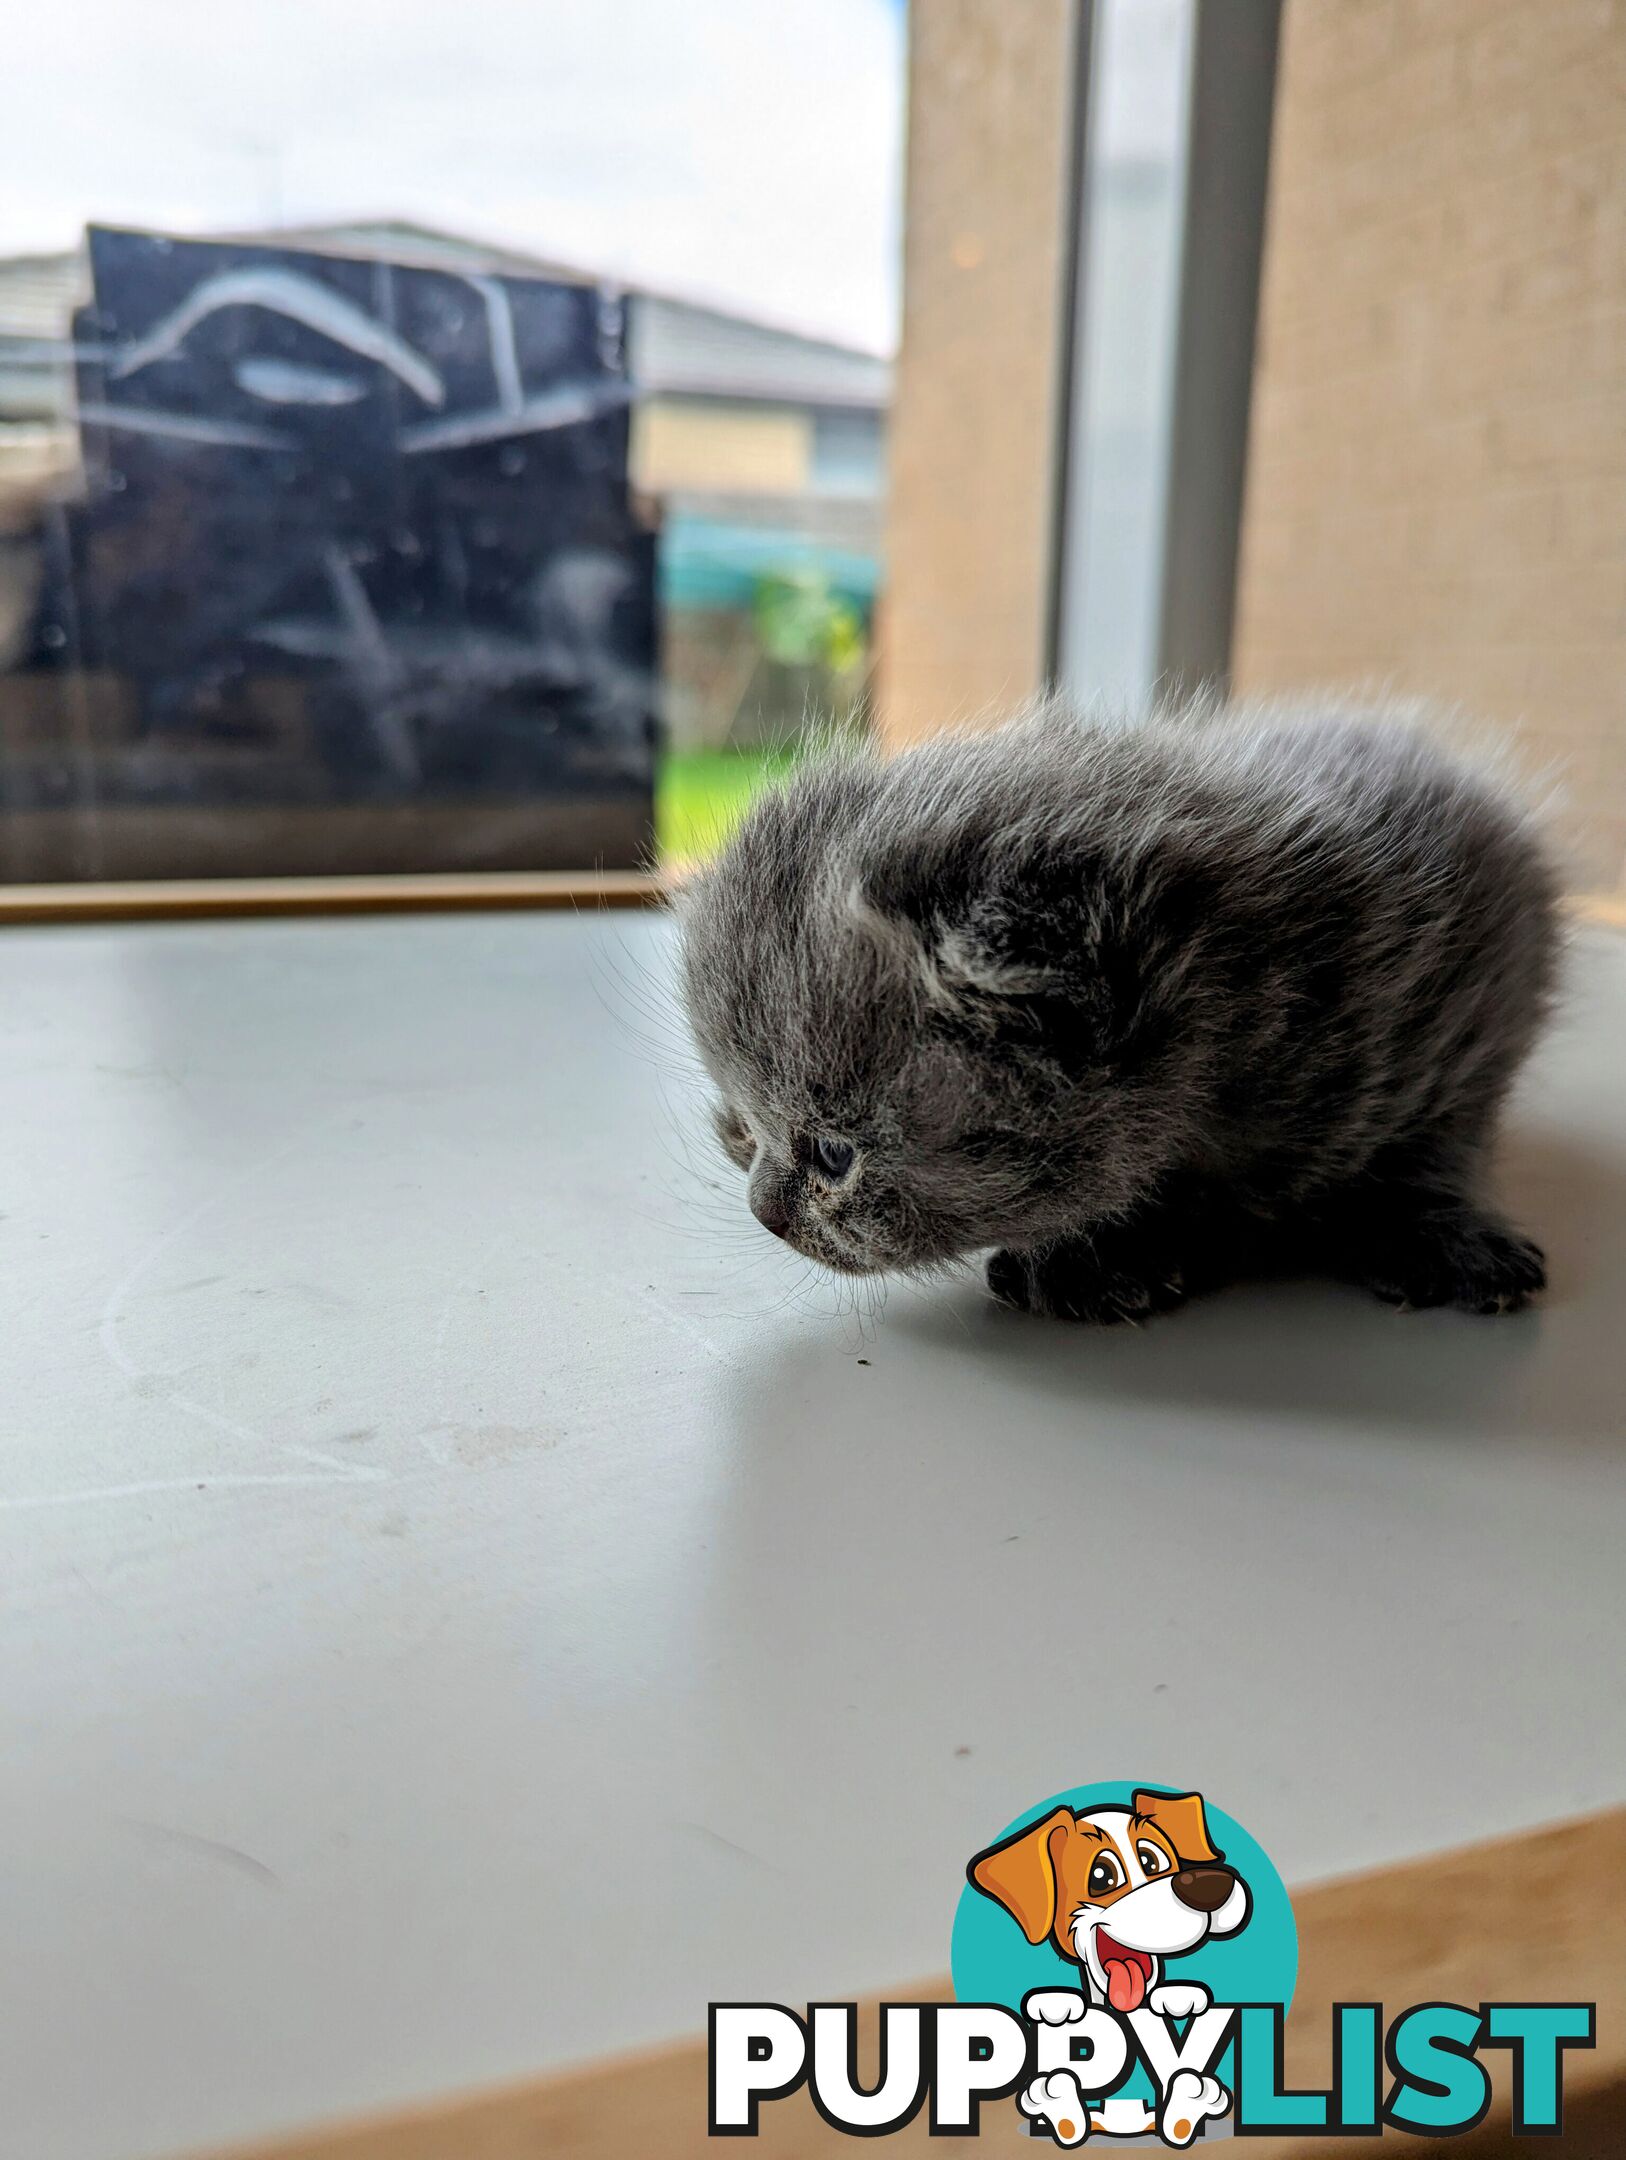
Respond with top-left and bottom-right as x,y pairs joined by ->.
1132,1789 -> 1222,1865
967,1806 -> 1075,1945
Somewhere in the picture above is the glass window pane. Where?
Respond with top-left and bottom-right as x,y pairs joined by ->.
1057,0 -> 1195,704
0,1 -> 905,880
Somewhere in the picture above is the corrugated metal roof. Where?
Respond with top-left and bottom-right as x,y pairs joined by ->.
630,293 -> 888,411
0,252 -> 89,340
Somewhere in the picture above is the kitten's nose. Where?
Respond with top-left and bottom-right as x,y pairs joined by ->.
748,1172 -> 793,1239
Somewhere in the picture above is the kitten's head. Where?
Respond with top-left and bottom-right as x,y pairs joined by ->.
677,757 -> 1173,1276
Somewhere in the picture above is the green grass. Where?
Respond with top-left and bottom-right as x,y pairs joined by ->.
657,746 -> 802,864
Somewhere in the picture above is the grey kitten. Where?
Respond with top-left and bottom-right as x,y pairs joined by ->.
678,698 -> 1559,1321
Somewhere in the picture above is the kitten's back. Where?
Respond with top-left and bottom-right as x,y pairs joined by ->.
853,695 -> 1560,1184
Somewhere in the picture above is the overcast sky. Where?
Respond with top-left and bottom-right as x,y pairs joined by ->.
0,0 -> 907,352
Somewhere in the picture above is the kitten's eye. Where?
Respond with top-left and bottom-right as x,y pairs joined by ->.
811,1136 -> 856,1180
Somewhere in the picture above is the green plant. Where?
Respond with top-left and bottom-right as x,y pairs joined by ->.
751,568 -> 867,677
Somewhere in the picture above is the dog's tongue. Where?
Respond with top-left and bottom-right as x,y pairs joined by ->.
1105,1958 -> 1146,2013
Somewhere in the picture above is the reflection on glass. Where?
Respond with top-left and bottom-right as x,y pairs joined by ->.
0,1 -> 902,879
1059,0 -> 1195,705
2,226 -> 656,879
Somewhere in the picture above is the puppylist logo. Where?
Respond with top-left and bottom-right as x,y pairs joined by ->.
958,1784 -> 1266,2144
710,1783 -> 1595,2143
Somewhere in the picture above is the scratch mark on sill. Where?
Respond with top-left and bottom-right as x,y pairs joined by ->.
671,1820 -> 776,1870
626,1282 -> 736,1371
120,1817 -> 282,1888
0,1469 -> 386,1512
93,1110 -> 391,1489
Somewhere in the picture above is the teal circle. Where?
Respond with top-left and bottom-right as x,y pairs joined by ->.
951,1782 -> 1297,2109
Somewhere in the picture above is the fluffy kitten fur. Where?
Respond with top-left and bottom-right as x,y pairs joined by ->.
678,698 -> 1559,1321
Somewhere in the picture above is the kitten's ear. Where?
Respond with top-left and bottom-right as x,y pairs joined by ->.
931,921 -> 1067,1004
840,877 -> 1063,1016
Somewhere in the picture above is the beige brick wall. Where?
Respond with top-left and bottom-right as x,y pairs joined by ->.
630,400 -> 811,497
878,0 -> 1078,744
1233,0 -> 1626,891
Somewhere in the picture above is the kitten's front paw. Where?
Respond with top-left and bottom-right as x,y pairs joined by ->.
987,1244 -> 1187,1326
1359,1212 -> 1546,1316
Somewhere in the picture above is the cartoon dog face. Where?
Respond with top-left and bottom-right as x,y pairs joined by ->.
969,1789 -> 1251,2012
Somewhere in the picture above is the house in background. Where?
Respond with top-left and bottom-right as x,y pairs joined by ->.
629,289 -> 887,749
0,252 -> 81,509
0,220 -> 890,752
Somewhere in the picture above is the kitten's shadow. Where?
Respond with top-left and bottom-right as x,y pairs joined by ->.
887,1131 -> 1625,1454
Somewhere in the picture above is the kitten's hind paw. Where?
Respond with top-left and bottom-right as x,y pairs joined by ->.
1355,1210 -> 1546,1316
987,1243 -> 1188,1326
